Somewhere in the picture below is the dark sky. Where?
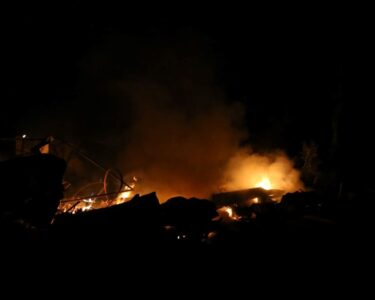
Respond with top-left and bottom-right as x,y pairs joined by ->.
2,4 -> 374,185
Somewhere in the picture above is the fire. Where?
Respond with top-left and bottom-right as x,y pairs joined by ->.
58,177 -> 137,214
256,177 -> 272,190
114,177 -> 138,205
114,190 -> 133,205
223,150 -> 304,193
81,198 -> 94,212
224,206 -> 234,218
217,206 -> 240,221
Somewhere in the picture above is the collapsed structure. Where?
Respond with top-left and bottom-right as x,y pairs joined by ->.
1,135 -> 357,252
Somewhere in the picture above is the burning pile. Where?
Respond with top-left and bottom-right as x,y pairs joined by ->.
0,134 -> 305,247
58,147 -> 303,219
57,176 -> 137,214
0,148 -> 312,249
222,150 -> 303,194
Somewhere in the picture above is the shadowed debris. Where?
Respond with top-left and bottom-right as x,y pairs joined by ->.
212,187 -> 284,207
52,192 -> 162,246
161,196 -> 218,242
0,154 -> 66,232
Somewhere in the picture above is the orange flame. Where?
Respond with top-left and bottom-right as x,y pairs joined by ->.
223,150 -> 303,193
256,177 -> 272,190
217,206 -> 241,221
114,190 -> 133,205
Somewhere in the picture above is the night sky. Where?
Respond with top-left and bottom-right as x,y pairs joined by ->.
2,4 -> 374,188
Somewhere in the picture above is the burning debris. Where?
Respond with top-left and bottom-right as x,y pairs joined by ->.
213,187 -> 284,207
217,206 -> 241,221
53,192 -> 163,245
222,150 -> 304,194
2,134 -> 343,253
212,187 -> 284,224
57,175 -> 137,214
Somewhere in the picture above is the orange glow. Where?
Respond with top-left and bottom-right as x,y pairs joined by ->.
114,190 -> 133,205
224,206 -> 233,218
81,204 -> 93,212
223,150 -> 303,193
58,178 -> 137,214
256,177 -> 272,190
113,178 -> 137,205
217,206 -> 240,221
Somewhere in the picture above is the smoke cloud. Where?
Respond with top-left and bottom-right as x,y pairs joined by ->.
29,31 -> 303,201
222,149 -> 304,193
112,34 -> 246,201
108,33 -> 302,201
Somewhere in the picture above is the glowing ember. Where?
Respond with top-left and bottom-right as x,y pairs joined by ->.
81,204 -> 93,212
225,206 -> 234,218
114,190 -> 133,205
217,206 -> 240,221
58,176 -> 137,214
114,177 -> 137,205
256,177 -> 272,190
253,197 -> 259,204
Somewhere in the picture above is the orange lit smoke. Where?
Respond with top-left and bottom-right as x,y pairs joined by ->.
222,150 -> 303,193
109,36 -> 304,202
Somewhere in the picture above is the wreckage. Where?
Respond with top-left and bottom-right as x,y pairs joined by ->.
1,135 -> 341,251
0,136 -> 220,245
0,153 -> 66,230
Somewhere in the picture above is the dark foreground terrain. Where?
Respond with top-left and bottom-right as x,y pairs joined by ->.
1,155 -> 374,274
